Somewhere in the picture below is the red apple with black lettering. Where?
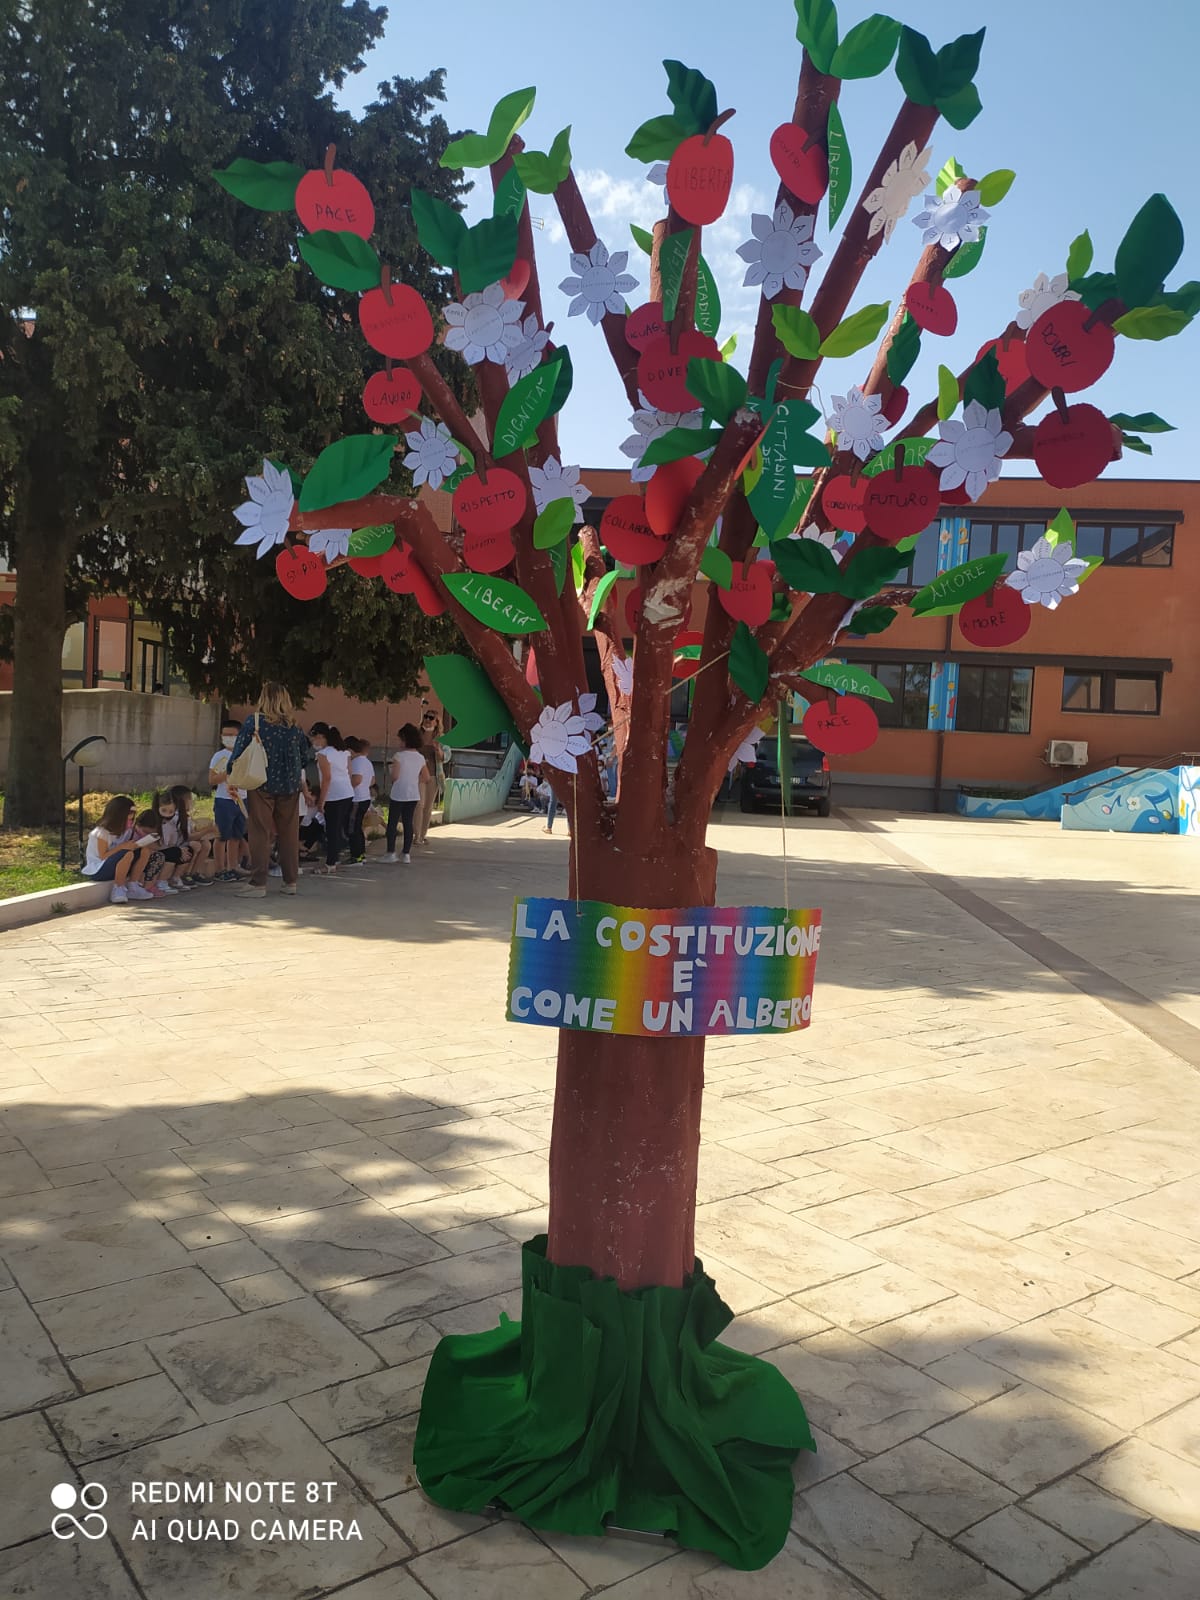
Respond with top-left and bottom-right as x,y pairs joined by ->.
769,123 -> 827,203
601,496 -> 667,566
452,468 -> 527,536
667,118 -> 735,226
863,461 -> 939,544
295,146 -> 375,239
637,331 -> 720,413
276,546 -> 327,601
1032,400 -> 1115,489
717,561 -> 776,627
362,369 -> 421,424
958,588 -> 1031,647
358,279 -> 434,360
802,694 -> 879,755
1026,300 -> 1115,393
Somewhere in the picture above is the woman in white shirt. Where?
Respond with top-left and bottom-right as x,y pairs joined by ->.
382,723 -> 431,863
309,722 -> 356,874
345,737 -> 376,864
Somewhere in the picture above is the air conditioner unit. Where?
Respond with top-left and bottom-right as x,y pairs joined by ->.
1047,740 -> 1089,767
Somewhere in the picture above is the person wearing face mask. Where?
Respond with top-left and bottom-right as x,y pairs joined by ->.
308,721 -> 355,875
209,719 -> 250,882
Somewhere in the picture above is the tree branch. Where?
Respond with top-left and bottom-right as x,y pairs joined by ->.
554,170 -> 642,409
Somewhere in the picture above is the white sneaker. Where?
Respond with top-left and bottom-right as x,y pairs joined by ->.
402,853 -> 412,864
158,882 -> 179,894
174,880 -> 193,891
127,884 -> 153,901
379,853 -> 399,863
110,885 -> 129,904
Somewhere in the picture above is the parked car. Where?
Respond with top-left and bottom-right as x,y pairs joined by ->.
739,736 -> 832,816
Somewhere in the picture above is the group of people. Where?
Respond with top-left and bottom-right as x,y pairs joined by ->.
82,684 -> 450,904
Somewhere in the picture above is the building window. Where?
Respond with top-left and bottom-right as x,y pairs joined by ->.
955,665 -> 1033,734
970,518 -> 1174,567
1061,668 -> 1162,715
859,660 -> 932,729
892,522 -> 941,588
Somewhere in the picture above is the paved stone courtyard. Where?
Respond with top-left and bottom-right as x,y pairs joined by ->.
1,809 -> 1199,1600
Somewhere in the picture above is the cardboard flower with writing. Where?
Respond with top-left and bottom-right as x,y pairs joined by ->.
233,459 -> 295,559
559,240 -> 638,325
576,692 -> 606,735
443,283 -> 526,366
1005,536 -> 1088,610
308,528 -> 352,563
913,189 -> 989,251
403,418 -> 461,491
927,401 -> 1013,501
1016,271 -> 1080,332
530,457 -> 591,519
728,728 -> 766,773
737,201 -> 822,300
827,387 -> 886,463
620,404 -> 705,483
647,161 -> 670,201
530,701 -> 593,774
505,313 -> 550,383
611,656 -> 634,697
862,142 -> 932,243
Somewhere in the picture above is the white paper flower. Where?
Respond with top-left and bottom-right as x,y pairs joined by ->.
1016,271 -> 1081,332
443,283 -> 525,365
913,189 -> 989,251
529,457 -> 591,520
308,528 -> 352,563
403,418 -> 460,491
647,161 -> 669,197
576,692 -> 606,735
611,657 -> 634,697
729,728 -> 766,773
559,240 -> 638,325
862,142 -> 932,243
504,313 -> 550,383
827,387 -> 886,463
1006,537 -> 1088,610
737,201 -> 822,300
620,404 -> 705,483
530,701 -> 593,774
798,524 -> 838,549
233,459 -> 294,559
927,400 -> 1013,501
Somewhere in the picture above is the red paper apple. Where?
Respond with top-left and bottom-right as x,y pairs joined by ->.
276,546 -> 327,601
718,561 -> 776,627
821,474 -> 868,534
863,464 -> 940,544
646,456 -> 706,538
769,123 -> 827,203
1032,402 -> 1115,489
940,483 -> 973,506
501,257 -> 531,300
1026,300 -> 1115,393
358,284 -> 434,360
625,301 -> 667,353
881,386 -> 909,427
362,369 -> 421,424
452,468 -> 526,536
295,152 -> 375,239
803,695 -> 879,755
976,337 -> 1030,397
463,527 -> 516,574
672,652 -> 701,682
379,542 -> 414,593
906,282 -> 958,337
601,496 -> 667,566
667,131 -> 735,225
958,588 -> 1031,647
348,554 -> 386,578
637,331 -> 721,413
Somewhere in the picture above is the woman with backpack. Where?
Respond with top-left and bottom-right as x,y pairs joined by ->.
226,683 -> 314,899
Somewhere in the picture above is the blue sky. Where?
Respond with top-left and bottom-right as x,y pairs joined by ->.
341,0 -> 1200,480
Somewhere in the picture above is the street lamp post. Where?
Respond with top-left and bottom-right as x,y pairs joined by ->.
61,736 -> 108,869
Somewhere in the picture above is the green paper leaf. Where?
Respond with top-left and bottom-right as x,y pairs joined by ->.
1066,230 -> 1094,282
861,437 -> 936,476
701,547 -> 734,589
769,592 -> 792,621
443,572 -> 547,634
641,425 -> 721,467
533,499 -> 575,550
1071,271 -> 1119,311
695,255 -> 721,337
441,87 -> 537,170
493,355 -> 565,456
911,552 -> 1008,616
663,60 -> 719,136
896,26 -> 939,105
794,0 -> 839,74
298,229 -> 381,292
749,401 -> 827,536
1107,411 -> 1174,434
411,189 -> 467,269
1077,554 -> 1105,584
936,28 -> 986,96
938,81 -> 983,130
1115,193 -> 1185,311
546,345 -> 574,419
492,167 -> 526,221
763,358 -> 784,410
844,604 -> 897,636
886,313 -> 922,384
963,348 -> 1006,412
660,228 -> 695,322
830,14 -> 900,78
686,358 -> 747,423
212,157 -> 304,211
1113,305 -> 1193,341
730,622 -> 770,703
587,570 -> 620,629
819,302 -> 891,359
424,655 -> 518,748
838,546 -> 909,600
513,127 -> 573,194
549,541 -> 568,596
1120,434 -> 1150,455
346,524 -> 394,558
827,103 -> 852,228
769,536 -> 844,595
720,333 -> 738,360
1163,281 -> 1200,316
801,660 -> 893,702
626,115 -> 689,163
1044,507 -> 1075,549
937,364 -> 959,421
773,303 -> 822,360
943,225 -> 987,279
442,442 -> 474,495
299,434 -> 396,512
978,169 -> 1015,207
456,214 -> 519,295
570,541 -> 586,593
630,223 -> 655,256
936,156 -> 966,197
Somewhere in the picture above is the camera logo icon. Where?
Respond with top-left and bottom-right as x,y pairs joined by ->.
50,1482 -> 109,1540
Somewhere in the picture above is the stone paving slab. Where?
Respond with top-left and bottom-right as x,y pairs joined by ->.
0,811 -> 1198,1598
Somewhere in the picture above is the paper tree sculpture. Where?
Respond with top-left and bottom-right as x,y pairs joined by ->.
215,7 -> 1194,1570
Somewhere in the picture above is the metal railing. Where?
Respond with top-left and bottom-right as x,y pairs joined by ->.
1063,754 -> 1197,805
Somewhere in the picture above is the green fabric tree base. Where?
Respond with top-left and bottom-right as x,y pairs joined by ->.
414,1235 -> 815,1571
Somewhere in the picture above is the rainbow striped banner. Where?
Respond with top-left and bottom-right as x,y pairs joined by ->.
507,898 -> 821,1038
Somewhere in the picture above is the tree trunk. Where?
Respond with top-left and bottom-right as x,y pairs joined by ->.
547,829 -> 717,1290
3,524 -> 72,829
